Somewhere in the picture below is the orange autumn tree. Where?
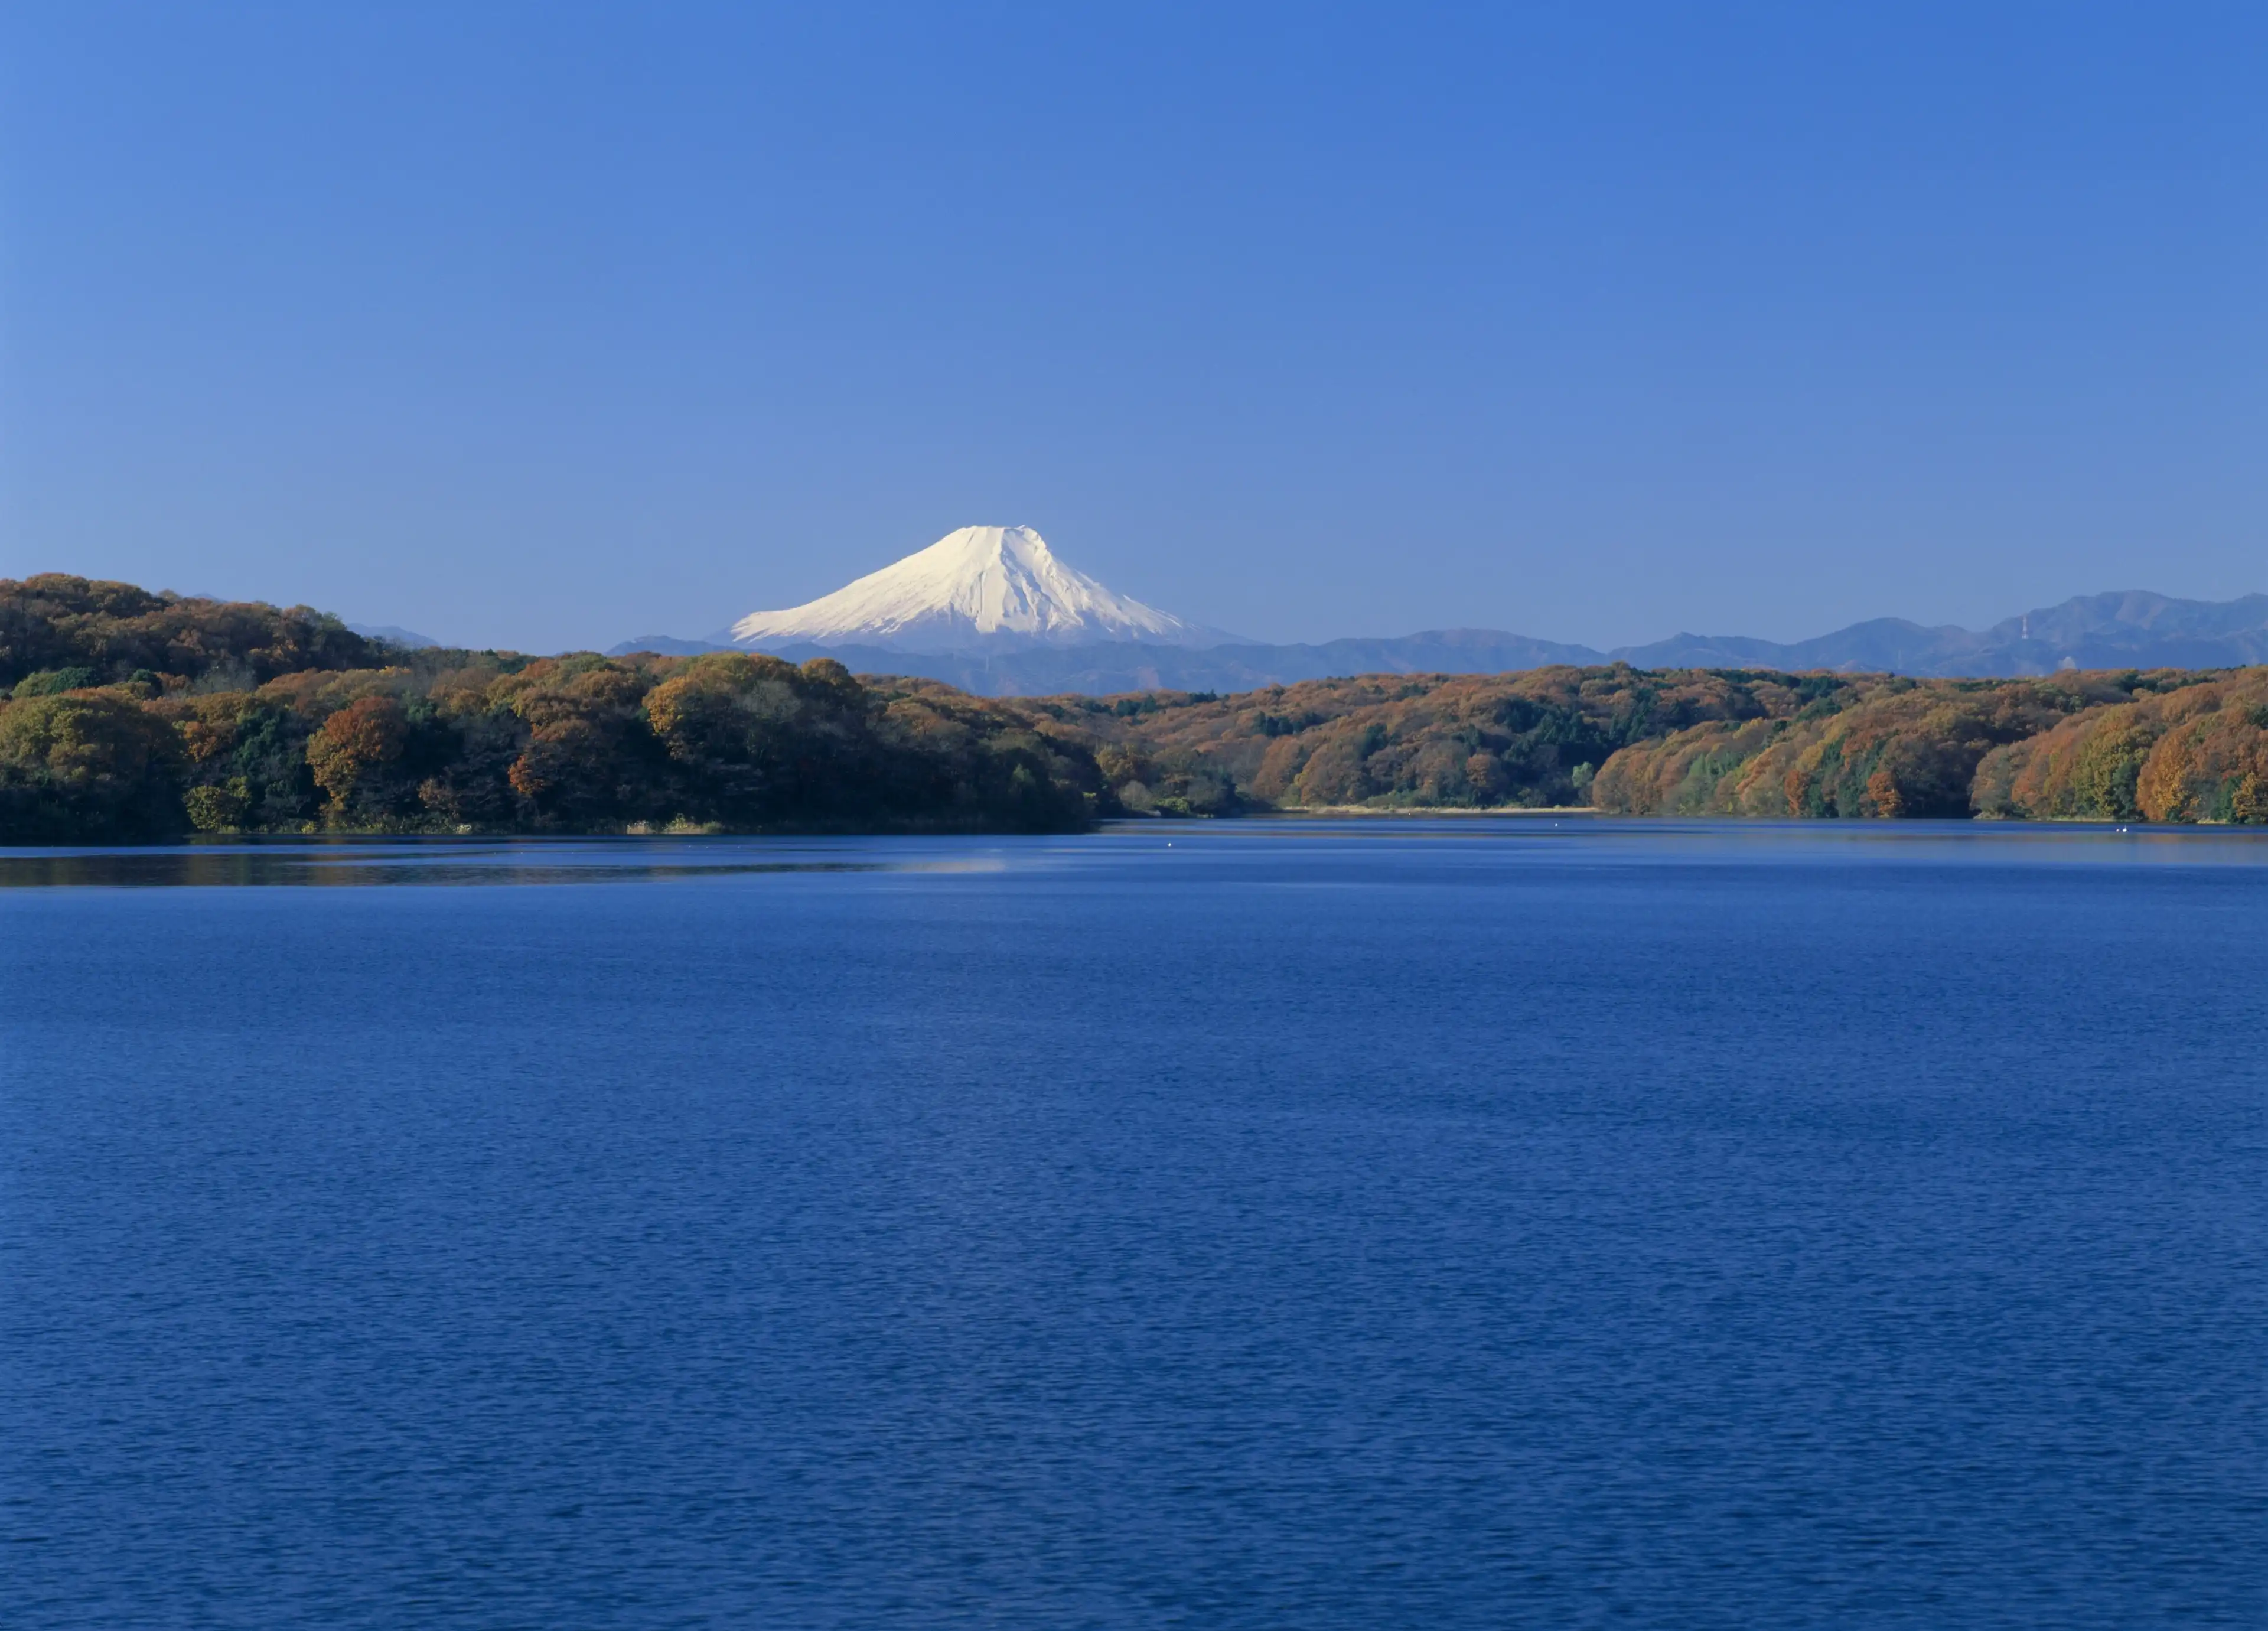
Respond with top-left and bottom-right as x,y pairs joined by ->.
305,695 -> 408,818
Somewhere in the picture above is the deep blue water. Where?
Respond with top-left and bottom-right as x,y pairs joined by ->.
2,819 -> 2262,1629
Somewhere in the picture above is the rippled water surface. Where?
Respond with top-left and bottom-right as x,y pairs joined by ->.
4,821 -> 2263,1627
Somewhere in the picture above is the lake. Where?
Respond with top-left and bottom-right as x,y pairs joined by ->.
2,819 -> 2262,1627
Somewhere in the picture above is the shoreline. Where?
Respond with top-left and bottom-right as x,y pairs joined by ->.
1260,805 -> 1601,818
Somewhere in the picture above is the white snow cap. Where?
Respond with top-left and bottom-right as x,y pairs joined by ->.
728,526 -> 1233,653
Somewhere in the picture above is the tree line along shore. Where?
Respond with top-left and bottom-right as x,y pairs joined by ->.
4,574 -> 2264,842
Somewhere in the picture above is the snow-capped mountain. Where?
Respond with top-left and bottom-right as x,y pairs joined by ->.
726,526 -> 1236,654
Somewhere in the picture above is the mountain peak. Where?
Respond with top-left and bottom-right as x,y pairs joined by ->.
726,526 -> 1236,654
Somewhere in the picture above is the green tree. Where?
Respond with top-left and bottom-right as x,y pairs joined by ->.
0,690 -> 185,841
2072,722 -> 2153,820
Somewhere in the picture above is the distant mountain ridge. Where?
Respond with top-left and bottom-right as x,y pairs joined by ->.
612,589 -> 2268,696
347,621 -> 441,650
1615,591 -> 2268,676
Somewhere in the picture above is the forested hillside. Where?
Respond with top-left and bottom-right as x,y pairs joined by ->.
4,575 -> 2264,839
0,577 -> 1108,841
1593,669 -> 2268,823
1067,665 -> 2268,824
0,574 -> 386,690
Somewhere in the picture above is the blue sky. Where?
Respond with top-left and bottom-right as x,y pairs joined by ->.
1,2 -> 2260,652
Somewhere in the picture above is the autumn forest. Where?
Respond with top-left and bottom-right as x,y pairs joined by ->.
4,575 -> 2264,842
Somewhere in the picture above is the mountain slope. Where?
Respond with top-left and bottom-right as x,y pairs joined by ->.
726,526 -> 1236,653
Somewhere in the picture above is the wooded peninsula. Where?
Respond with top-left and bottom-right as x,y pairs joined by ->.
4,575 -> 2264,841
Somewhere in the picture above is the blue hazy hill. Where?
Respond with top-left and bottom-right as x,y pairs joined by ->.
608,590 -> 2267,695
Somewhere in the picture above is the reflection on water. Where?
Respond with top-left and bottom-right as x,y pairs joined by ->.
0,818 -> 2261,887
0,838 -> 983,888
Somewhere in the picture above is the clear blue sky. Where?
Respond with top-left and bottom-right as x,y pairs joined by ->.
2,2 -> 2260,653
